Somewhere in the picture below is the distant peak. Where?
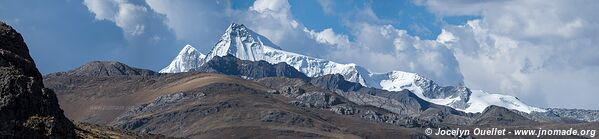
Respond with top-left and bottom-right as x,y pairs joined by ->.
183,44 -> 195,50
206,23 -> 282,61
223,23 -> 252,37
52,61 -> 158,76
224,23 -> 250,35
160,44 -> 207,73
178,44 -> 203,55
87,61 -> 124,66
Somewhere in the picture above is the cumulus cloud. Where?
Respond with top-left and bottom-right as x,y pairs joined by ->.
250,0 -> 291,14
83,0 -> 149,36
239,0 -> 331,58
304,28 -> 350,47
244,0 -> 300,44
420,0 -> 599,109
338,23 -> 464,85
145,0 -> 231,49
436,29 -> 456,45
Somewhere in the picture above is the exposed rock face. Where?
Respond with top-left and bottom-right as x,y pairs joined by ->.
258,77 -> 454,128
0,21 -> 76,138
195,55 -> 310,80
474,105 -> 536,126
545,108 -> 599,122
48,61 -> 158,77
310,74 -> 363,92
409,76 -> 472,109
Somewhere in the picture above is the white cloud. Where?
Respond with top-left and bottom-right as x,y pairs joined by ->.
83,0 -> 149,36
145,0 -> 231,46
238,0 -> 332,58
422,0 -> 599,109
83,0 -> 118,20
244,0 -> 301,44
436,29 -> 456,44
312,23 -> 465,85
250,0 -> 290,14
304,28 -> 350,47
317,0 -> 334,15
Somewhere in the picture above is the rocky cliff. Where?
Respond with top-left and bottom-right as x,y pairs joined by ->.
0,21 -> 76,138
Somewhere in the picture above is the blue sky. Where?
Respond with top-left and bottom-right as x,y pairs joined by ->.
2,0 -> 599,110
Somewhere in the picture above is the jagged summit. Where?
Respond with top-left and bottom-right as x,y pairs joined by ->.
224,23 -> 281,50
205,23 -> 281,62
160,23 -> 545,114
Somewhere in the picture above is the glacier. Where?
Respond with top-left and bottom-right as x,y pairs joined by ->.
160,23 -> 545,114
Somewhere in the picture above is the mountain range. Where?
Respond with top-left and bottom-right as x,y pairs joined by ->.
160,23 -> 545,114
45,53 -> 599,138
5,20 -> 597,138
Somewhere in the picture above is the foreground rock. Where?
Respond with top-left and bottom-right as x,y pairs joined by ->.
0,21 -> 77,138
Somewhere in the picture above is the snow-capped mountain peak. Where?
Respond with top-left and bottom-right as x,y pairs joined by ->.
161,23 -> 545,114
465,90 -> 546,113
204,23 -> 369,85
205,23 -> 281,62
159,44 -> 206,73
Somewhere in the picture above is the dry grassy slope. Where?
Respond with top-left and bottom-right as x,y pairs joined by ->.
45,73 -> 267,123
45,72 -> 431,139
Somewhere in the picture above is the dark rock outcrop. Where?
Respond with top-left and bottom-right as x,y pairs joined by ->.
474,105 -> 536,126
310,74 -> 363,92
0,21 -> 76,138
47,61 -> 158,77
411,78 -> 472,110
195,55 -> 310,80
